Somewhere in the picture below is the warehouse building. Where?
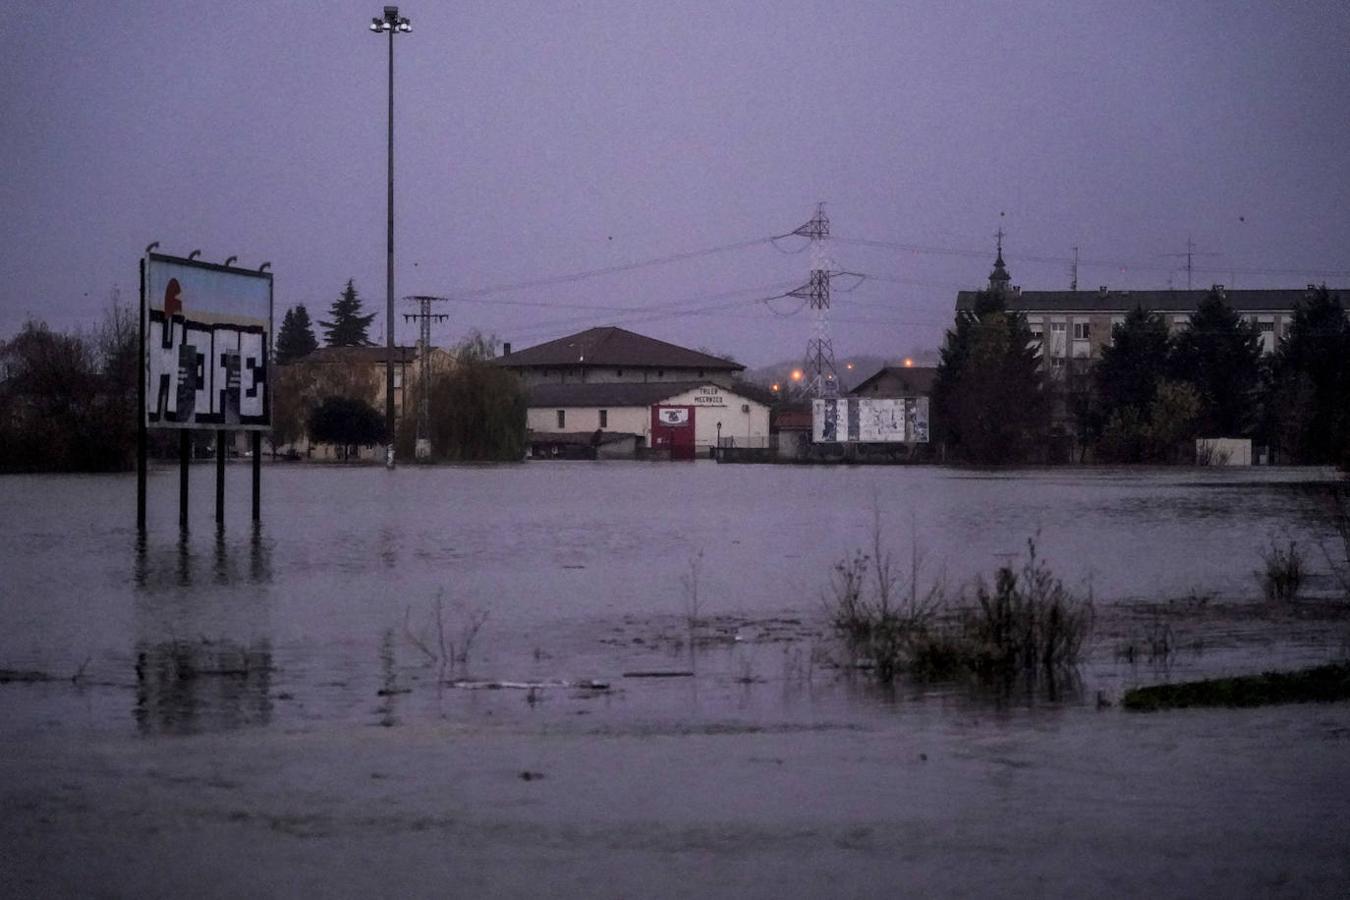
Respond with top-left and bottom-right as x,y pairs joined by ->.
498,327 -> 770,459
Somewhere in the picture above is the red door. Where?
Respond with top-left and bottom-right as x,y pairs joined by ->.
651,405 -> 696,460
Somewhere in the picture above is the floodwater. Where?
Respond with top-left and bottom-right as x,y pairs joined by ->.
2,463 -> 1349,897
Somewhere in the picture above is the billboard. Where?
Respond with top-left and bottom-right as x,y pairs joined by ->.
813,397 -> 928,443
143,253 -> 272,430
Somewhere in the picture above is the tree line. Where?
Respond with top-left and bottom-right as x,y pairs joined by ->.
0,279 -> 524,472
932,286 -> 1350,466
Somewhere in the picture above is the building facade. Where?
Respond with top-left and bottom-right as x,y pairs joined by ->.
501,327 -> 766,459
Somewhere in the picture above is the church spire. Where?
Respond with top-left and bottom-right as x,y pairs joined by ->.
988,227 -> 1011,294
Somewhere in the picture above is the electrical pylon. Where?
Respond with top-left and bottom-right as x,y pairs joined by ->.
790,203 -> 840,400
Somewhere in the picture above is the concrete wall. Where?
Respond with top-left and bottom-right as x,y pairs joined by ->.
526,405 -> 648,440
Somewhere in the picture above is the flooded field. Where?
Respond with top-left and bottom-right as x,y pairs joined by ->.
3,463 -> 1349,897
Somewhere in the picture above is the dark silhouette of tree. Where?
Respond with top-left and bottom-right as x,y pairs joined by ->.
932,291 -> 1047,463
396,331 -> 526,462
1170,290 -> 1262,437
320,280 -> 375,347
276,303 -> 318,363
1263,286 -> 1350,464
0,316 -> 134,472
1096,307 -> 1172,422
309,395 -> 385,459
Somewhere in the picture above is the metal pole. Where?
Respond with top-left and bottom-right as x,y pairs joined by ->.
216,432 -> 226,526
137,258 -> 147,531
384,23 -> 396,468
251,432 -> 261,522
179,430 -> 191,530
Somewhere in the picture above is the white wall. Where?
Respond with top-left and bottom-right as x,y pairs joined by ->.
659,384 -> 770,448
525,383 -> 770,449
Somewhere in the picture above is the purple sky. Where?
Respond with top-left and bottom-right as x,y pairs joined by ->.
3,1 -> 1348,366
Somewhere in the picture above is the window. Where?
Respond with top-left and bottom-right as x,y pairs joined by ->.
556,410 -> 565,429
1049,321 -> 1067,358
697,369 -> 704,377
657,369 -> 664,378
616,369 -> 623,377
1073,322 -> 1091,341
599,409 -> 608,428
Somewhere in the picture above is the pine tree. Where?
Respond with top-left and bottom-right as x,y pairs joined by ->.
1170,290 -> 1262,437
1264,286 -> 1350,463
1095,306 -> 1171,423
275,303 -> 319,364
932,290 -> 1048,463
320,280 -> 376,347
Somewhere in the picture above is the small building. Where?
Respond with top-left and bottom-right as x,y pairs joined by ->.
848,365 -> 937,399
525,380 -> 771,460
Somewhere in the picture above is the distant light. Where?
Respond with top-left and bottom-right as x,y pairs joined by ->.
902,358 -> 914,368
771,383 -> 780,392
845,362 -> 853,370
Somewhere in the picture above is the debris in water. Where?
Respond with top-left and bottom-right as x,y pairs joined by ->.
622,670 -> 695,679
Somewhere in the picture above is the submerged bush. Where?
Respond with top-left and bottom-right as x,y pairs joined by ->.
1257,539 -> 1305,603
964,540 -> 1095,678
827,536 -> 1093,686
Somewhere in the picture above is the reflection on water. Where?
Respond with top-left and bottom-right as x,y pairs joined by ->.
134,638 -> 273,735
134,524 -> 272,591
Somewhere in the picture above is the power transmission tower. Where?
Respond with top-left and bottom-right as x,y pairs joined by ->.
403,295 -> 449,461
788,203 -> 840,400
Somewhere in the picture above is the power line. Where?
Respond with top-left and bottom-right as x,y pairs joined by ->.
438,236 -> 775,300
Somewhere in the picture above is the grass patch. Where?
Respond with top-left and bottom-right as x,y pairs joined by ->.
1122,662 -> 1350,711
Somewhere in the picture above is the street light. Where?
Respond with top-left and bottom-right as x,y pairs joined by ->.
370,5 -> 411,468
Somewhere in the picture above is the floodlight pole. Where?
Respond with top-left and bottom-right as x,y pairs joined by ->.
372,6 -> 411,468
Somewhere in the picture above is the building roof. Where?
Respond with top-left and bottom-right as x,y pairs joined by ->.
848,366 -> 937,397
497,326 -> 742,371
955,286 -> 1340,314
526,380 -> 766,409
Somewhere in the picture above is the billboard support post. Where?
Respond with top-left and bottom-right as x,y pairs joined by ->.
179,430 -> 190,530
137,256 -> 149,532
251,433 -> 261,522
216,433 -> 227,526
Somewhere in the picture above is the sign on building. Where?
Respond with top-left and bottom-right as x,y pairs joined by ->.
813,397 -> 928,443
143,253 -> 272,430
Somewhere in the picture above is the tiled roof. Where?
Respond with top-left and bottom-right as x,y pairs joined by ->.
955,287 -> 1341,314
497,326 -> 742,371
847,366 -> 937,397
527,380 -> 767,409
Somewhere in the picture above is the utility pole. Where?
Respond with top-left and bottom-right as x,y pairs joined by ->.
403,295 -> 448,461
370,5 -> 412,468
1161,236 -> 1219,291
1070,245 -> 1079,292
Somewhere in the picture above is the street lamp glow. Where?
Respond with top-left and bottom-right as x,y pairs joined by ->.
790,369 -> 803,382
903,357 -> 914,368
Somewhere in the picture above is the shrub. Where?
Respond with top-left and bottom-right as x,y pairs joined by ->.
1257,539 -> 1304,603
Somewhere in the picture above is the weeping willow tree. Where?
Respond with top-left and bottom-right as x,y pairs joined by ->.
397,332 -> 526,462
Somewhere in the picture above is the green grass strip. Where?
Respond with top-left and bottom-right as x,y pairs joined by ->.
1122,663 -> 1350,712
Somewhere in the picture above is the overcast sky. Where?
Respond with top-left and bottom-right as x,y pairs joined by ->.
3,1 -> 1348,366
